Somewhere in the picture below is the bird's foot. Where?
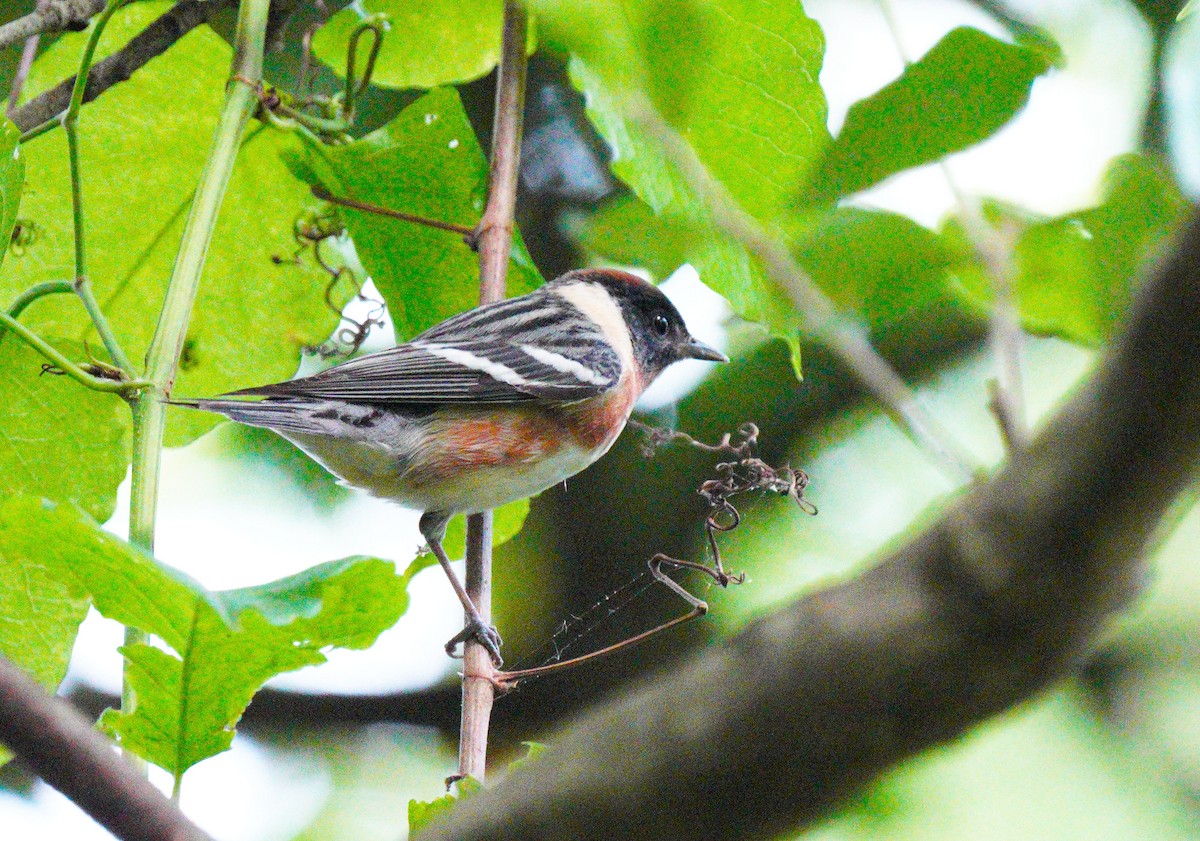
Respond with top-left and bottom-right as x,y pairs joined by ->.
445,619 -> 503,667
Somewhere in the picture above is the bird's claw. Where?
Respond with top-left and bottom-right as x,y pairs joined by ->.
445,619 -> 503,667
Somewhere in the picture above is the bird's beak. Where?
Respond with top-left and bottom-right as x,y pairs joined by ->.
680,337 -> 729,363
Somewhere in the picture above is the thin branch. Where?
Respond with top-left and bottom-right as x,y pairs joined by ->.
7,33 -> 41,115
419,210 -> 1200,838
0,0 -> 105,52
0,310 -> 149,393
627,98 -> 982,485
10,0 -> 213,135
310,185 -> 476,238
456,0 -> 529,785
0,656 -> 214,841
4,278 -> 74,320
975,216 -> 1028,449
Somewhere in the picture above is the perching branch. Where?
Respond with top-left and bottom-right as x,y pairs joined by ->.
0,0 -> 105,53
0,655 -> 214,841
628,98 -> 983,486
455,0 -> 529,785
10,0 -> 214,136
419,210 -> 1200,839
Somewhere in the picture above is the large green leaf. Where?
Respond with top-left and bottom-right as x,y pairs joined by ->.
0,338 -> 128,521
539,0 -> 829,375
0,495 -> 412,776
312,0 -> 517,90
284,86 -> 543,341
3,3 -> 343,445
100,556 -> 414,775
805,27 -> 1053,204
949,154 -> 1187,346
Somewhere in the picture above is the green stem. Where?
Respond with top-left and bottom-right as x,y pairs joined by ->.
121,0 -> 271,774
18,114 -> 58,144
63,0 -> 137,375
0,310 -> 150,394
342,16 -> 385,123
5,279 -> 74,320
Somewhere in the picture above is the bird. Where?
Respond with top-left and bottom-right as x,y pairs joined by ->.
174,268 -> 727,665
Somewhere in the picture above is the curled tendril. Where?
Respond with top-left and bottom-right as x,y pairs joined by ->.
632,419 -> 817,592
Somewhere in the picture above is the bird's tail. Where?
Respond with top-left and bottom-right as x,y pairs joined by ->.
168,397 -> 326,436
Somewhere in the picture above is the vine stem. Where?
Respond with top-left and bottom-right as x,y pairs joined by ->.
122,0 -> 271,776
457,0 -> 529,784
63,0 -> 137,376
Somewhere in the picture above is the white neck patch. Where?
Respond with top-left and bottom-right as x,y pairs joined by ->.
552,281 -> 636,374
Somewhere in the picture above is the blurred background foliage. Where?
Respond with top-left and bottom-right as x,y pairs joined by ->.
1,0 -> 1199,837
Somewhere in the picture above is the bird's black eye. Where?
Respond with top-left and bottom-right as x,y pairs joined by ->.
652,314 -> 670,337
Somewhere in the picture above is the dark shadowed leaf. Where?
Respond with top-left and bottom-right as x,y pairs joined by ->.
283,87 -> 543,341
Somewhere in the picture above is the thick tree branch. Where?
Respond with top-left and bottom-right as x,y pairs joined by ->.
421,212 -> 1200,840
10,0 -> 214,134
0,656 -> 213,841
0,0 -> 104,52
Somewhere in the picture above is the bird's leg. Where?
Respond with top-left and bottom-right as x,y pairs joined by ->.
419,512 -> 503,666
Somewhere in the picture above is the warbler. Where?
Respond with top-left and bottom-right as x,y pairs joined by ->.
177,268 -> 726,664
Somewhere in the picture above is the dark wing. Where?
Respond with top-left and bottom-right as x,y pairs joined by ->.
226,291 -> 623,405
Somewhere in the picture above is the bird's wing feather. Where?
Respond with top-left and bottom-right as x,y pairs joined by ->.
225,286 -> 624,405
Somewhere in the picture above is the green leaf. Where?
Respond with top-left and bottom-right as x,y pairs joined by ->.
440,498 -> 531,562
0,117 -> 22,272
0,338 -> 128,521
574,194 -> 698,281
283,87 -> 543,340
505,740 -> 548,775
404,497 -> 533,582
4,2 -> 343,445
805,27 -> 1052,204
543,0 -> 828,376
0,494 -> 414,775
99,556 -> 414,774
312,0 -> 513,90
408,775 -> 482,837
948,154 -> 1187,346
792,208 -> 959,333
0,496 -> 95,691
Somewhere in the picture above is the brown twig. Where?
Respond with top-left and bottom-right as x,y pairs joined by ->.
7,33 -> 40,116
455,0 -> 529,785
10,0 -> 215,134
0,0 -> 105,52
0,655 -> 214,841
310,185 -> 477,238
